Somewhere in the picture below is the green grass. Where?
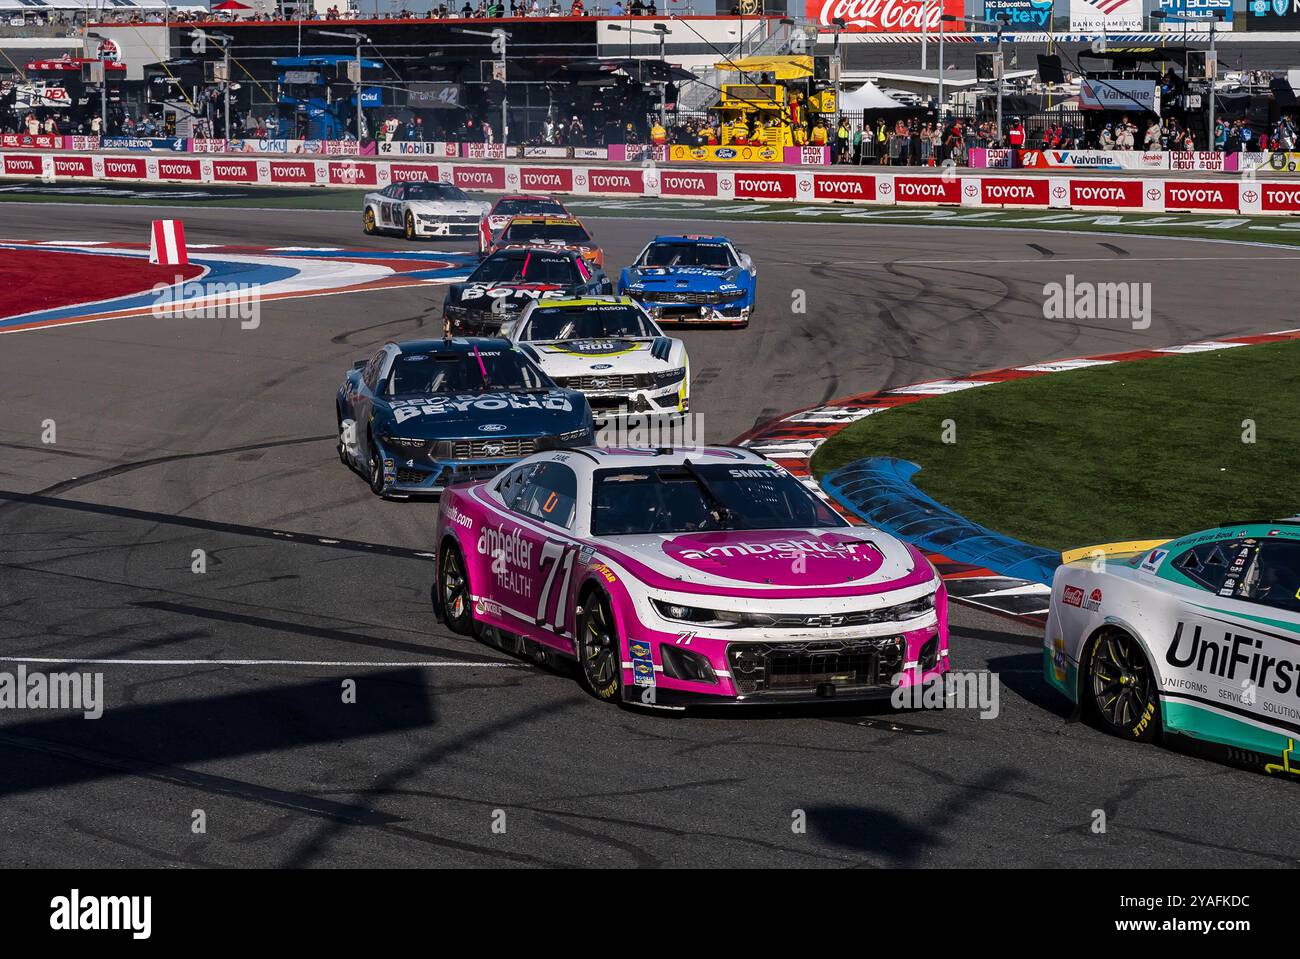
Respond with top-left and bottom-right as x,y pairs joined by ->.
811,340 -> 1300,552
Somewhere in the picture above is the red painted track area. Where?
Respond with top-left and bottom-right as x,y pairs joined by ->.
0,247 -> 203,319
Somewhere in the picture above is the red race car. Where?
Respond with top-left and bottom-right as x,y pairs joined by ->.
480,194 -> 571,253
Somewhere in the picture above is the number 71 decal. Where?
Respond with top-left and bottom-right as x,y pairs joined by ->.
536,540 -> 576,632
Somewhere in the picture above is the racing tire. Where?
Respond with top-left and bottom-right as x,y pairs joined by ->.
576,590 -> 623,704
404,211 -> 417,242
437,541 -> 474,636
1084,628 -> 1161,744
367,439 -> 387,498
363,207 -> 377,236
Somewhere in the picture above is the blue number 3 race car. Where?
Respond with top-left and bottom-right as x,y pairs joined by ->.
618,235 -> 756,327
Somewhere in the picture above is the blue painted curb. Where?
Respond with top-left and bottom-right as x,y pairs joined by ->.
821,457 -> 1060,586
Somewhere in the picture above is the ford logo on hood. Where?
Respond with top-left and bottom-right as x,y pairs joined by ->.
479,423 -> 507,432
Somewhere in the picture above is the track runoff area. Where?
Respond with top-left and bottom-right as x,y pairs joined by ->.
0,185 -> 1290,925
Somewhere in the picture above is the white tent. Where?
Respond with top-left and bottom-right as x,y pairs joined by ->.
838,81 -> 908,112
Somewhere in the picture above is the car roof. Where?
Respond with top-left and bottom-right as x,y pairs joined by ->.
532,446 -> 770,474
504,215 -> 583,227
496,194 -> 565,204
650,234 -> 729,244
386,337 -> 513,355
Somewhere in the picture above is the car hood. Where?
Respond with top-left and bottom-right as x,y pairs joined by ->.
524,337 -> 679,373
597,527 -> 929,593
452,283 -> 571,312
381,389 -> 589,434
407,200 -> 489,216
623,266 -> 743,290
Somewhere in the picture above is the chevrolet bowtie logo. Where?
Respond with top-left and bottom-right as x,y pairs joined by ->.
811,615 -> 844,628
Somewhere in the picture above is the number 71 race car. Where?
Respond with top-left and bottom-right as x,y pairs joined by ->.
1045,521 -> 1300,775
434,446 -> 948,707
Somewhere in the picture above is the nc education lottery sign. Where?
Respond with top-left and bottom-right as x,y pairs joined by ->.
806,0 -> 965,31
983,0 -> 1053,28
1069,0 -> 1142,31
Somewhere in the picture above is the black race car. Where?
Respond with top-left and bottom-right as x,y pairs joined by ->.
441,245 -> 613,336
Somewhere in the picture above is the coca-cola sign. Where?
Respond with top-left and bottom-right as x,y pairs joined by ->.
807,0 -> 965,32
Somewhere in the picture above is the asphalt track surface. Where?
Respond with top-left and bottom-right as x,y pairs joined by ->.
1,200 -> 1298,868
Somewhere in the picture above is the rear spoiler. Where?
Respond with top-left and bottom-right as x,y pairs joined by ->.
1060,539 -> 1172,566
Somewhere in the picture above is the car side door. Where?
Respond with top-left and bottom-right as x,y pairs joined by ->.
354,349 -> 387,459
504,461 -> 581,647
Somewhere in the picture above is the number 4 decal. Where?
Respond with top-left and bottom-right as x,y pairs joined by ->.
536,540 -> 576,632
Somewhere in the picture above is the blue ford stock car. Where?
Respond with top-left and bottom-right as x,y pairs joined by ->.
618,235 -> 757,327
442,245 -> 613,336
336,337 -> 595,498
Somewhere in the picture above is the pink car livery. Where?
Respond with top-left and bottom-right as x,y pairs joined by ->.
433,446 -> 949,707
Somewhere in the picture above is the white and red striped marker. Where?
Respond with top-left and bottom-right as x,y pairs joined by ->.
149,219 -> 188,266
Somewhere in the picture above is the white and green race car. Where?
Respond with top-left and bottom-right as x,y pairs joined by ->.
1046,521 -> 1300,776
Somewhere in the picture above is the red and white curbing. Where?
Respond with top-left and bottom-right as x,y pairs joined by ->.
7,151 -> 1300,215
730,329 -> 1300,624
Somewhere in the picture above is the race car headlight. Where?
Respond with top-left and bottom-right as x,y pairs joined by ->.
652,600 -> 757,629
381,435 -> 427,449
650,367 -> 686,387
558,427 -> 593,444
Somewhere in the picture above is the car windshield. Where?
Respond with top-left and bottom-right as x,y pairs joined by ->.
1184,536 -> 1300,614
469,251 -> 584,286
591,463 -> 844,535
405,183 -> 470,202
638,242 -> 733,270
502,221 -> 591,244
384,347 -> 551,395
494,198 -> 567,218
521,304 -> 655,341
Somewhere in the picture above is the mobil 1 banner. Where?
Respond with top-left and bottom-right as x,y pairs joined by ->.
1248,0 -> 1300,30
1156,0 -> 1232,30
984,0 -> 1052,28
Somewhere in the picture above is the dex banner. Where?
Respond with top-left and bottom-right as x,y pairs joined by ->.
805,0 -> 965,31
1069,0 -> 1142,31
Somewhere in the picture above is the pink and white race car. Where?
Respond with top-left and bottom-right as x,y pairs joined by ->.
433,446 -> 949,707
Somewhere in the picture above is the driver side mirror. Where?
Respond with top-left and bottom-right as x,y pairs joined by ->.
352,360 -> 367,370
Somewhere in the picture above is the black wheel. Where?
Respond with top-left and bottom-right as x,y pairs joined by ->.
367,438 -> 387,497
576,591 -> 622,703
1086,629 -> 1160,743
404,211 -> 417,242
363,207 -> 377,235
438,542 -> 473,636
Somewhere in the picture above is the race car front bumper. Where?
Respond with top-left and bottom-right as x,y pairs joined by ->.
640,301 -> 751,325
415,216 -> 481,238
619,618 -> 948,706
576,387 -> 687,421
